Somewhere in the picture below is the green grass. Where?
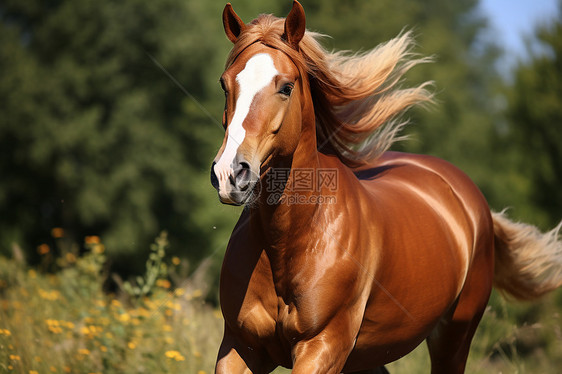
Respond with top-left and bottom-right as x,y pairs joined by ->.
1,237 -> 561,373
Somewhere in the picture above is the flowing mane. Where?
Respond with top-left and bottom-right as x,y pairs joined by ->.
226,14 -> 433,167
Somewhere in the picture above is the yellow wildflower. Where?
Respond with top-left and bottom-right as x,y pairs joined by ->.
51,227 -> 65,238
78,348 -> 91,355
30,370 -> 39,374
118,313 -> 131,323
39,289 -> 61,301
48,326 -> 63,334
92,243 -> 105,254
165,300 -> 181,311
134,307 -> 150,318
127,342 -> 136,350
172,256 -> 181,265
9,354 -> 21,361
85,236 -> 100,244
156,279 -> 171,289
0,328 -> 11,336
49,366 -> 57,372
165,350 -> 185,361
65,252 -> 76,263
173,287 -> 185,297
45,319 -> 63,334
37,244 -> 50,255
198,371 -> 207,374
100,345 -> 107,352
144,298 -> 157,310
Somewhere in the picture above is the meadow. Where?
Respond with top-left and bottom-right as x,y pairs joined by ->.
1,233 -> 561,373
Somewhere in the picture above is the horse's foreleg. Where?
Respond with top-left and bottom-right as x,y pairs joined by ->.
215,328 -> 271,374
290,321 -> 360,374
291,339 -> 350,374
215,339 -> 252,374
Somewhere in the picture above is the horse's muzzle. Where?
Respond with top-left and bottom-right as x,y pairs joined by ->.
210,160 -> 258,205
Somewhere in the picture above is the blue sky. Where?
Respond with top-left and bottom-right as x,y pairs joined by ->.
480,0 -> 559,67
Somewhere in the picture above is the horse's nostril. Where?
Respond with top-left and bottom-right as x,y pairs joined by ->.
210,162 -> 219,189
239,162 -> 250,173
236,162 -> 252,190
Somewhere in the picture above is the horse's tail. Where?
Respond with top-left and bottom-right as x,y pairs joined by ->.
492,210 -> 562,300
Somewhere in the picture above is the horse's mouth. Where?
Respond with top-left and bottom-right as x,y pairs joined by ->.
213,167 -> 261,206
217,185 -> 257,206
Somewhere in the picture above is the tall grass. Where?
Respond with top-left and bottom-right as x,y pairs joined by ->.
1,234 -> 560,373
0,235 -> 223,373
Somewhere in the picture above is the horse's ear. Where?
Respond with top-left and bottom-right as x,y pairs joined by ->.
284,0 -> 306,50
223,3 -> 246,44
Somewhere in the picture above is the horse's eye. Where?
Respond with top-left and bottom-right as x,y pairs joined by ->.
279,83 -> 294,96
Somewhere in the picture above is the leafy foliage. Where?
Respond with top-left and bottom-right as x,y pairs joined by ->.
501,5 -> 562,229
123,231 -> 169,298
0,0 -> 237,271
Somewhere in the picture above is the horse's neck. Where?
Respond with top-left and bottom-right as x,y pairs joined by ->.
251,105 -> 328,265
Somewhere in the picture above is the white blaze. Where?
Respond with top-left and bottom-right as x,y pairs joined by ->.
214,53 -> 279,187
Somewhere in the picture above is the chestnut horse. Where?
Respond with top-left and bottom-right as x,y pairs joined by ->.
210,2 -> 562,373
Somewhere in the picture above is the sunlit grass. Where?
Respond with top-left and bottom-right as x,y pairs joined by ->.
0,236 -> 223,373
1,235 -> 560,373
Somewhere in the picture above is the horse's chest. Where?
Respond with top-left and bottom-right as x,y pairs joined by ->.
224,287 -> 295,365
222,268 -> 307,364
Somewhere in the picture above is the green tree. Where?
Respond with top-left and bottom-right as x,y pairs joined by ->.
0,0 -> 237,270
502,4 -> 562,228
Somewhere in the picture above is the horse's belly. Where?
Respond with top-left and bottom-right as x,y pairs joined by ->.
345,312 -> 442,369
344,264 -> 460,369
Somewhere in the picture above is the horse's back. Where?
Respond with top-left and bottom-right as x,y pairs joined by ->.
355,151 -> 492,238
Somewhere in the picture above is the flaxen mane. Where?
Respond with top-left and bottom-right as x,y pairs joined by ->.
227,14 -> 433,167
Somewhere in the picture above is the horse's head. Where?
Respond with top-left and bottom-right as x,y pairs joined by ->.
211,1 -> 308,205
